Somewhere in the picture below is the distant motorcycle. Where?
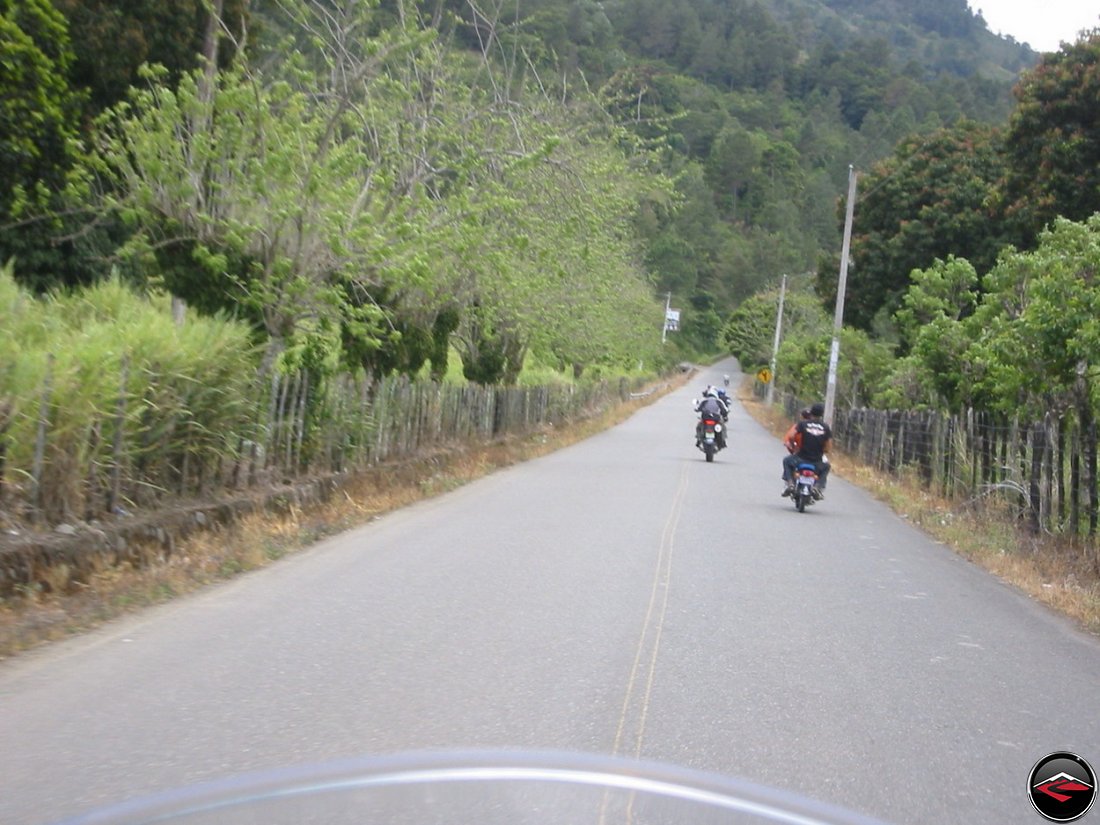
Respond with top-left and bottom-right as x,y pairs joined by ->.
792,462 -> 821,512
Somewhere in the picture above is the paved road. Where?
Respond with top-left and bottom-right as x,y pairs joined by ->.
2,360 -> 1098,824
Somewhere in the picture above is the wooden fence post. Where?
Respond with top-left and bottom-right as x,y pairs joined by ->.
1087,417 -> 1098,538
1055,415 -> 1067,531
1070,414 -> 1081,538
1044,415 -> 1056,534
84,418 -> 101,522
293,370 -> 309,474
0,396 -> 11,500
30,354 -> 54,523
107,356 -> 129,516
1027,421 -> 1043,534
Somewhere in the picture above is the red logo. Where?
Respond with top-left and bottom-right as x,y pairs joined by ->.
1029,753 -> 1095,822
1035,773 -> 1093,803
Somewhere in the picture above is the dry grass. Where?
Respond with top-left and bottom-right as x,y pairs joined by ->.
740,389 -> 1100,638
0,378 -> 689,660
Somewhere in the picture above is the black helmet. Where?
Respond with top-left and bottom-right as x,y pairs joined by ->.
799,408 -> 811,419
810,402 -> 825,417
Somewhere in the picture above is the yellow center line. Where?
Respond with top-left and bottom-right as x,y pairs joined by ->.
611,462 -> 689,759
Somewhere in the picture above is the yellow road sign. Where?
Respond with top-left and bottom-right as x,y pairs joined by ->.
757,368 -> 772,383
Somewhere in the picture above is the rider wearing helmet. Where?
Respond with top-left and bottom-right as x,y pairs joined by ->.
694,387 -> 728,448
781,402 -> 831,497
715,387 -> 732,418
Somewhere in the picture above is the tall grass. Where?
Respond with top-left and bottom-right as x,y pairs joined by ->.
0,267 -> 665,526
0,266 -> 260,521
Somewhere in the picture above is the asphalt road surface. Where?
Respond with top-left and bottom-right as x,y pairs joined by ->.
2,360 -> 1098,824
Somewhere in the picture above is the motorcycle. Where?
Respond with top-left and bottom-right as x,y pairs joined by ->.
793,462 -> 822,513
697,415 -> 725,462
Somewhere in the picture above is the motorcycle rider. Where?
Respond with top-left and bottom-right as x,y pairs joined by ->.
694,387 -> 727,449
698,385 -> 729,416
715,386 -> 732,419
783,407 -> 812,453
781,402 -> 831,498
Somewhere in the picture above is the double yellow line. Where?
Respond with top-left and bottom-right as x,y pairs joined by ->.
611,462 -> 690,760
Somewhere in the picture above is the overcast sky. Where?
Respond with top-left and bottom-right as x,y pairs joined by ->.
971,0 -> 1100,52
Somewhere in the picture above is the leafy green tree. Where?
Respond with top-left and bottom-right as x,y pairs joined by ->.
722,283 -> 830,372
443,83 -> 669,381
887,255 -> 985,410
999,32 -> 1100,245
794,38 -> 893,130
0,0 -> 92,291
820,121 -> 1008,330
970,217 -> 1100,417
886,216 -> 1100,422
776,325 -> 893,410
745,138 -> 804,229
88,4 -> 455,375
703,124 -> 758,220
53,0 -> 249,115
963,215 -> 1100,534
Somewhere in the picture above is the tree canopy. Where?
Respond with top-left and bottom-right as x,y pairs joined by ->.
80,0 -> 671,382
823,121 -> 1008,330
999,32 -> 1100,242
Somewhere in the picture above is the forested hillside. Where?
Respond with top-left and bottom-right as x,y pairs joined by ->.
3,0 -> 1037,367
419,0 -> 1038,349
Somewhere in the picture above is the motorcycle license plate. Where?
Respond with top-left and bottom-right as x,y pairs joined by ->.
704,434 -> 715,443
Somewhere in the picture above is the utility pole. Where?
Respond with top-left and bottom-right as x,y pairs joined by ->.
661,292 -> 671,344
824,165 -> 857,427
766,274 -> 786,406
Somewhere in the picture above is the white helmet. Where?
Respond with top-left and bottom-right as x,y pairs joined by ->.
703,386 -> 717,398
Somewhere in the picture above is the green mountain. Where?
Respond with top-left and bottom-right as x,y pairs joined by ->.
425,0 -> 1039,345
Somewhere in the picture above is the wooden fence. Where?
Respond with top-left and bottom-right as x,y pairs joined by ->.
0,368 -> 642,529
776,394 -> 1099,543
